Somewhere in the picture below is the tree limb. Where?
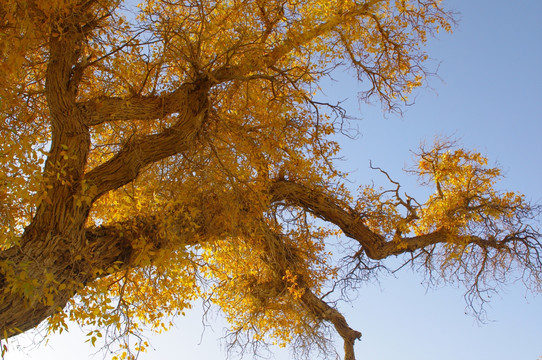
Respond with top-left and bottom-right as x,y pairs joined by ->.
84,79 -> 210,200
79,82 -> 201,126
269,180 -> 541,261
269,180 -> 387,259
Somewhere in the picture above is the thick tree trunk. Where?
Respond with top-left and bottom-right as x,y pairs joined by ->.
0,233 -> 90,335
0,190 -> 214,337
0,30 -> 211,336
0,19 -> 97,336
0,218 -> 157,336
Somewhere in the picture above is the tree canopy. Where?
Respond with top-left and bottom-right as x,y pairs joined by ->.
0,0 -> 540,359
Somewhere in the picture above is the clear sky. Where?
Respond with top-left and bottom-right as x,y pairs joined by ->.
6,0 -> 542,359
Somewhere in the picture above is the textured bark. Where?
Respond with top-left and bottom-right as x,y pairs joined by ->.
0,238 -> 88,335
0,185 -> 232,336
0,12 -> 96,336
0,3 -> 537,357
84,81 -> 210,200
0,216 -> 185,335
0,7 -> 211,337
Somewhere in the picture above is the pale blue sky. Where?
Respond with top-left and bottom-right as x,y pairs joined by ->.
6,0 -> 542,359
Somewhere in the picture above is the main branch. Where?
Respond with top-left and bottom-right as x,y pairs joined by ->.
84,79 -> 210,200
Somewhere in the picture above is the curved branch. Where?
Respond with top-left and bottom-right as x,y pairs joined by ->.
84,80 -> 210,200
269,180 -> 387,259
269,180 -> 541,261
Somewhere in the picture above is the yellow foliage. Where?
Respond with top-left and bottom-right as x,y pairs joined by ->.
1,1 -> 536,359
414,141 -> 525,236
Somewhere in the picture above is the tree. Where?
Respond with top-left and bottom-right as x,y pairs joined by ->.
0,0 -> 540,359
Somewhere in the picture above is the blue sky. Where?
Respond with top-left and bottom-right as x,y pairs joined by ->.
6,0 -> 542,359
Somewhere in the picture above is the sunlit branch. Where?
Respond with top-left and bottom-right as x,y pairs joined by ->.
269,180 -> 387,259
79,79 -> 203,125
84,80 -> 209,199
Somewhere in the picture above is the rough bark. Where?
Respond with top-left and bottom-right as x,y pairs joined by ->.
0,12 -> 95,336
0,182 -> 232,336
0,3 -> 537,357
0,218 -> 156,334
84,81 -> 210,200
0,8 -> 211,338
